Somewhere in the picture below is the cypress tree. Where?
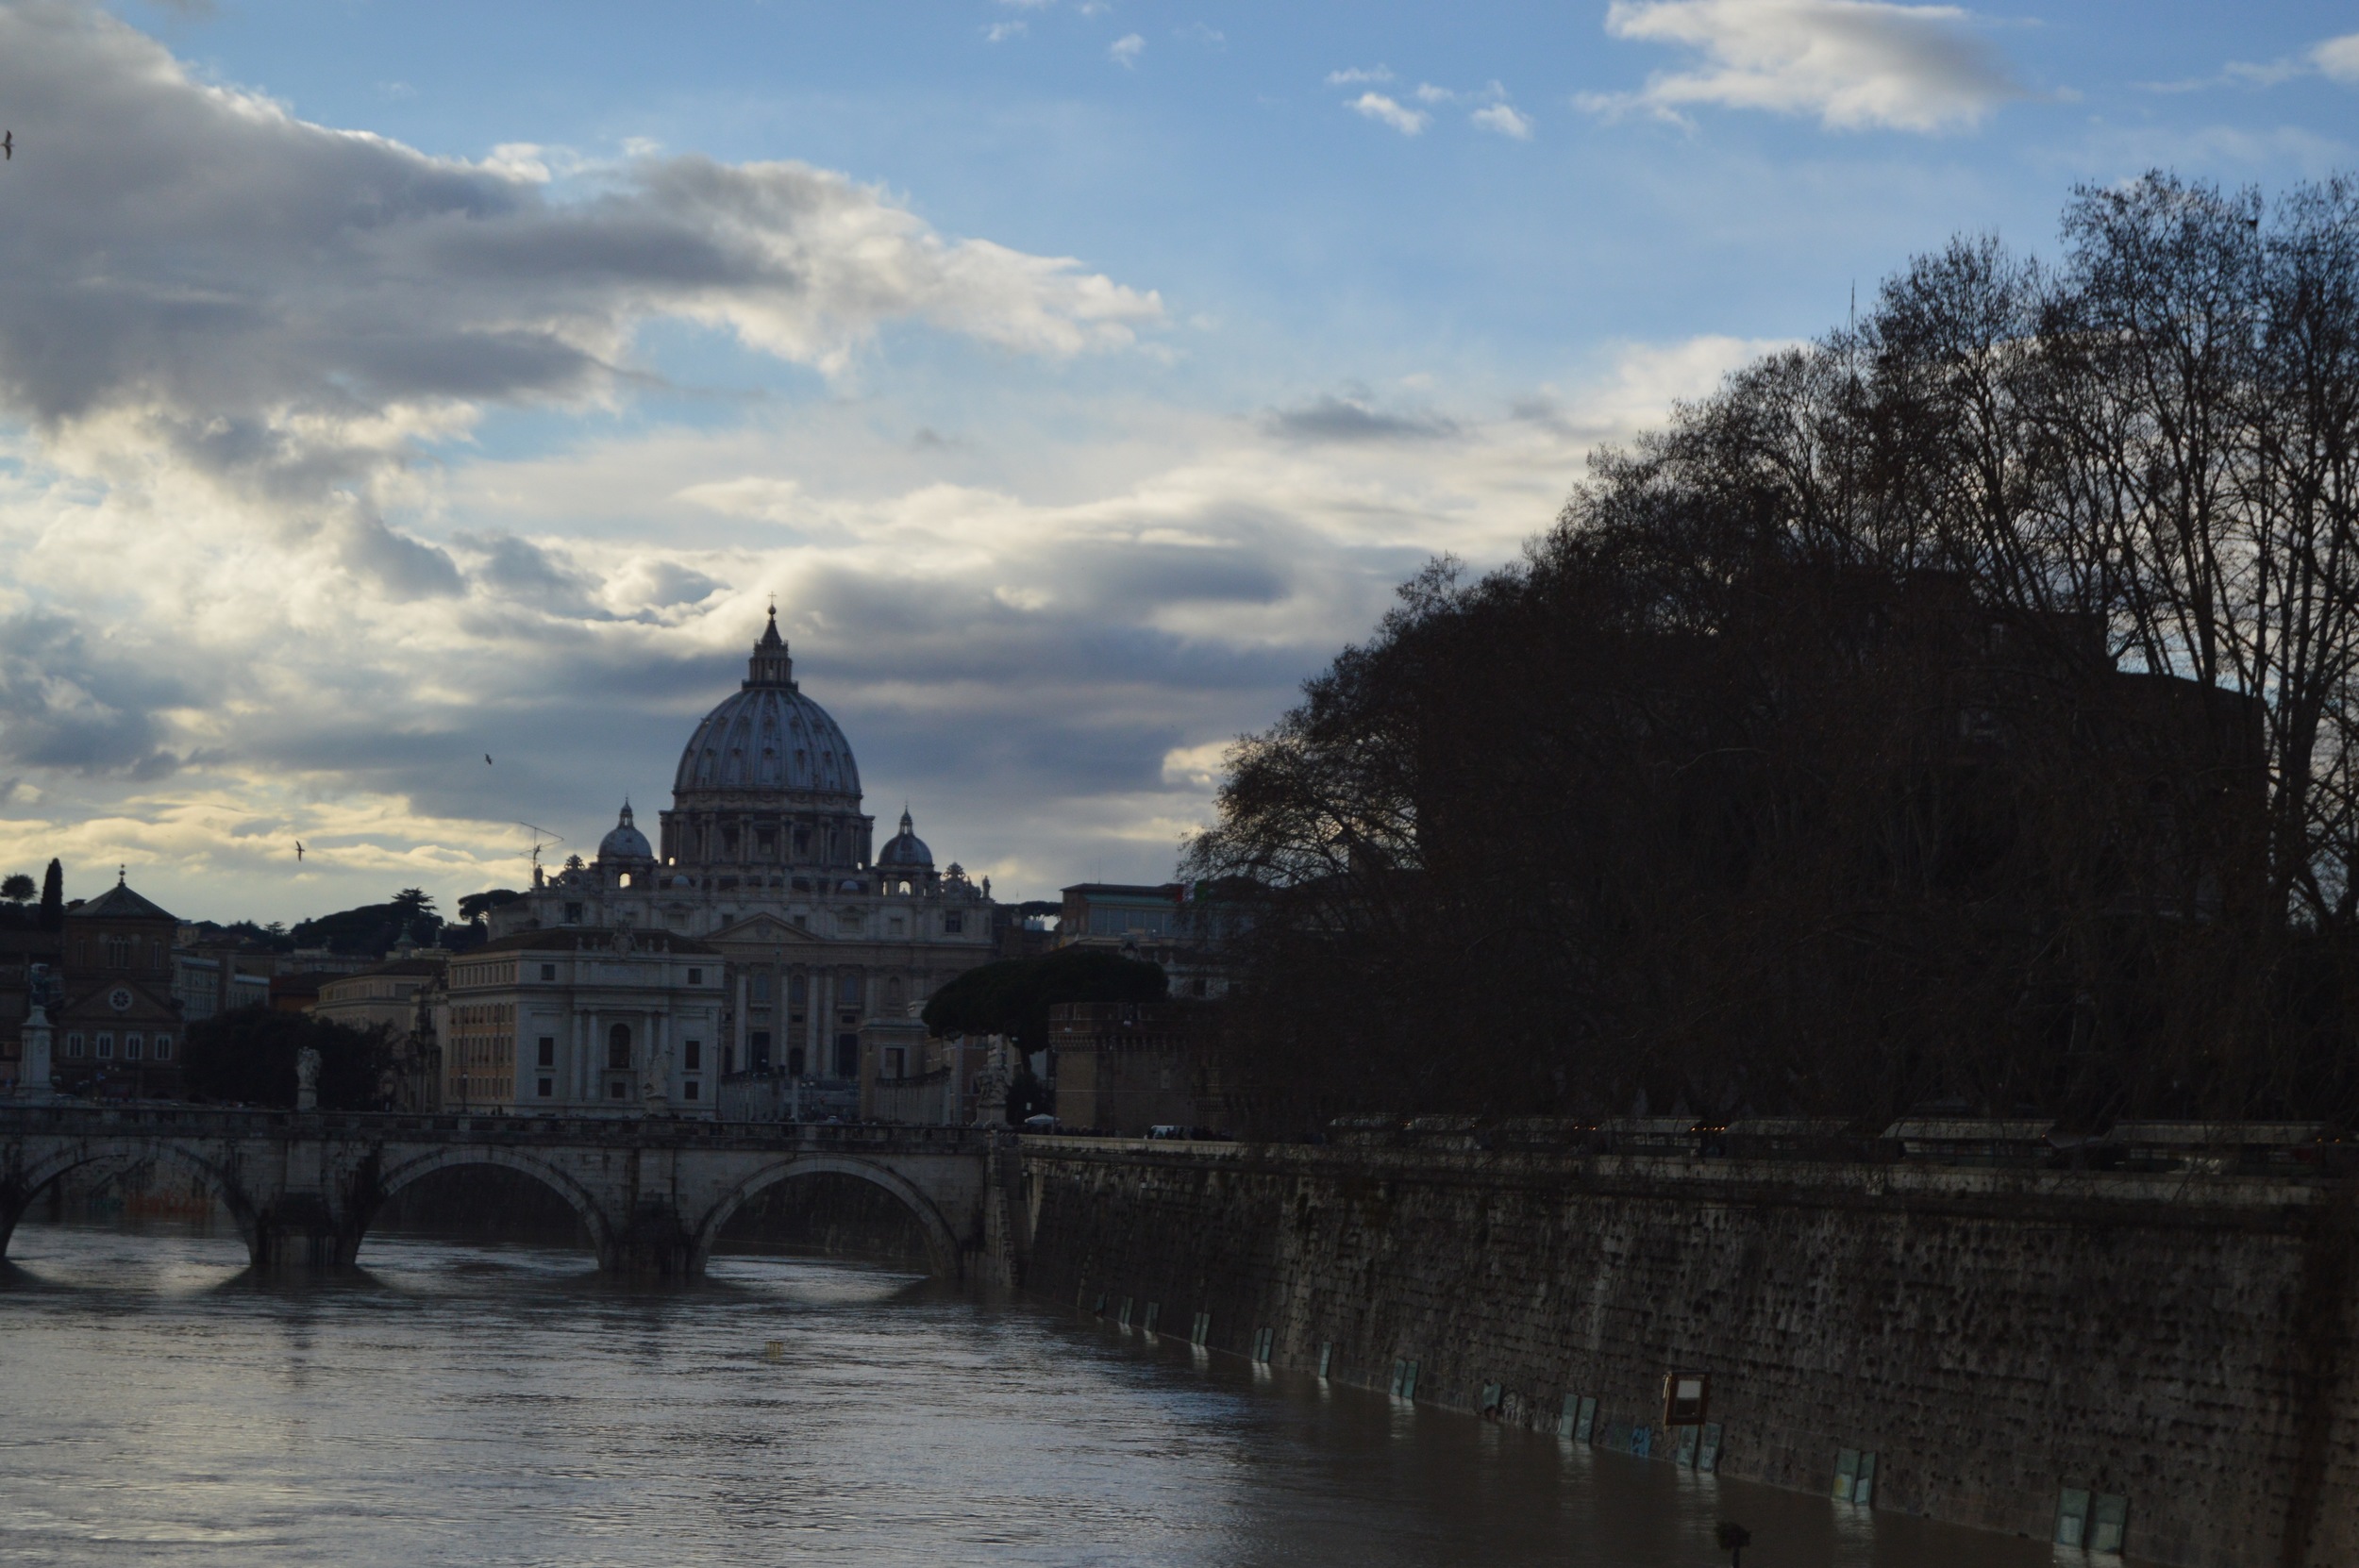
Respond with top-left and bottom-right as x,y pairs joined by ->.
40,858 -> 62,928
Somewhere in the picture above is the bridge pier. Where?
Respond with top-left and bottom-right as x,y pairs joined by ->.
247,1194 -> 362,1273
609,1202 -> 698,1278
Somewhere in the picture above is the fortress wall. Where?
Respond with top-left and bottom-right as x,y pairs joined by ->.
1018,1138 -> 2359,1568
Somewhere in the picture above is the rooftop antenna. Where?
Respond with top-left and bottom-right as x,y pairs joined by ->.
516,821 -> 564,876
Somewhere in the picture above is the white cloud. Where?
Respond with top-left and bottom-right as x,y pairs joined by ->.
0,2 -> 1162,601
1160,740 -> 1231,790
1175,22 -> 1224,46
1414,83 -> 1456,105
985,19 -> 1028,42
0,7 -> 1823,925
1350,92 -> 1430,136
1583,0 -> 2023,133
1109,32 -> 1145,67
1471,103 -> 1535,139
2315,33 -> 2359,84
1325,65 -> 1394,85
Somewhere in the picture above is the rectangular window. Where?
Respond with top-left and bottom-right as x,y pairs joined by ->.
124,1034 -> 143,1060
888,917 -> 905,936
750,973 -> 772,1004
609,1080 -> 627,1099
154,1034 -> 173,1060
687,967 -> 702,986
537,1037 -> 556,1068
564,903 -> 584,924
65,1032 -> 84,1058
837,911 -> 863,934
96,1033 -> 115,1059
749,1030 -> 772,1072
885,1047 -> 905,1078
682,1080 -> 699,1101
788,975 -> 808,1006
834,1034 -> 859,1077
837,973 -> 862,1007
104,935 -> 131,967
683,1041 -> 701,1071
540,963 -> 557,982
537,1077 -> 554,1098
945,913 -> 962,933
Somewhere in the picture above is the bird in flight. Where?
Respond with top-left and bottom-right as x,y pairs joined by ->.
485,753 -> 494,765
294,841 -> 305,862
3,132 -> 12,161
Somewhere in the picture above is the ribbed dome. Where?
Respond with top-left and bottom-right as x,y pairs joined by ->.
877,809 -> 932,868
671,609 -> 861,800
597,802 -> 654,861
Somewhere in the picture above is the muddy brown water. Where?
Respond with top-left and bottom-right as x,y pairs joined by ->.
0,1217 -> 2105,1567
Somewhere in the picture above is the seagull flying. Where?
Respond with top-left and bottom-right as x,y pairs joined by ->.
485,754 -> 494,765
294,841 -> 305,862
3,132 -> 12,161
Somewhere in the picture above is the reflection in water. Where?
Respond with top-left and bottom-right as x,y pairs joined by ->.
0,1220 -> 2082,1568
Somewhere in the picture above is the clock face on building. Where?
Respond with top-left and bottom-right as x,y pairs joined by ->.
109,986 -> 133,1012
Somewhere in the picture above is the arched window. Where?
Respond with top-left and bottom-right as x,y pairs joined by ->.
607,1024 -> 632,1070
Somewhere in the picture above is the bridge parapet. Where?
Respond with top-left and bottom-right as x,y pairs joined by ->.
0,1105 -> 996,1279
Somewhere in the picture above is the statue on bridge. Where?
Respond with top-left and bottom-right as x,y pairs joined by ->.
295,1045 -> 321,1112
642,1033 -> 674,1115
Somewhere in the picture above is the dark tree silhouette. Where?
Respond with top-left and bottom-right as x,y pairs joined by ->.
182,1008 -> 393,1109
922,947 -> 1168,1056
1188,173 -> 2359,1137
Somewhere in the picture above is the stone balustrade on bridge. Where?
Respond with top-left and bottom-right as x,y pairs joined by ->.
0,1104 -> 1016,1280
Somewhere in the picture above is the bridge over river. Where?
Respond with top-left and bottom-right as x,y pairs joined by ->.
0,1105 -> 1017,1278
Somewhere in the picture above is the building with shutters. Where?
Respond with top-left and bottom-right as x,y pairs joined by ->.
441,927 -> 723,1113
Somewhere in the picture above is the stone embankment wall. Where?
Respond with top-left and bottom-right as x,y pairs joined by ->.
1017,1138 -> 2358,1568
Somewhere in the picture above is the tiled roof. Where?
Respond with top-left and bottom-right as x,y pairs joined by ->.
66,882 -> 177,923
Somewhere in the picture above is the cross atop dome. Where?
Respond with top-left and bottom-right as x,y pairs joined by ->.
745,605 -> 795,690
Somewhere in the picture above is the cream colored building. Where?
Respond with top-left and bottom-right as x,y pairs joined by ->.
312,956 -> 446,1035
443,926 -> 724,1115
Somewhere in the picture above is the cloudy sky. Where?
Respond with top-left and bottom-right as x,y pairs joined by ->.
0,0 -> 2351,924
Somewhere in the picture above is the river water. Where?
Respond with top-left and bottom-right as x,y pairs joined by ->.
0,1219 -> 2083,1568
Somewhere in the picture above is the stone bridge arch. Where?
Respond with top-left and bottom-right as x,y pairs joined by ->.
693,1155 -> 962,1279
366,1146 -> 619,1268
1,1139 -> 259,1260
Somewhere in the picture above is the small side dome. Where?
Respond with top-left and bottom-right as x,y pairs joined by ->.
877,808 -> 932,869
597,802 -> 655,862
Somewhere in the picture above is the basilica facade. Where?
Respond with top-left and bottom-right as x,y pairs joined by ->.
483,610 -> 997,1114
